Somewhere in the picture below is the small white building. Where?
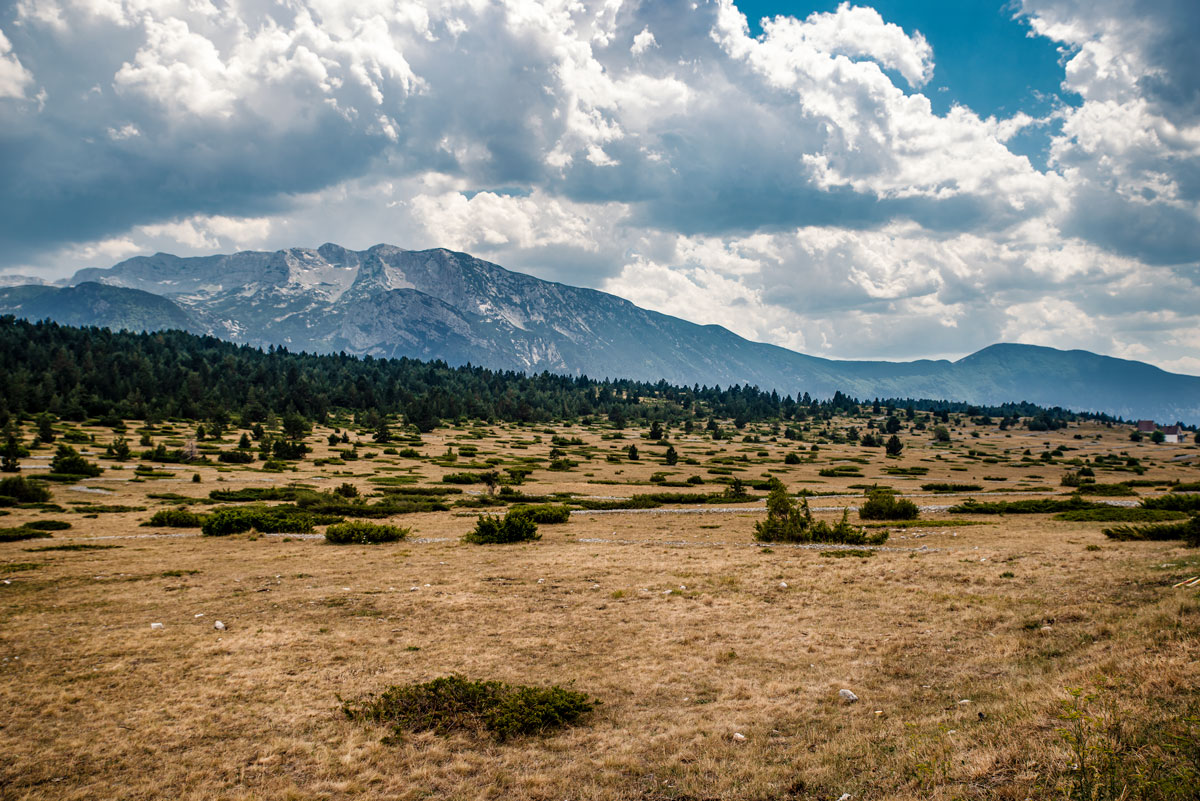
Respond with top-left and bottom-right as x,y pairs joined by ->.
1161,424 -> 1184,443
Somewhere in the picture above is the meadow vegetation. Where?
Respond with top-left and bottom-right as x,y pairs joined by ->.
0,331 -> 1197,799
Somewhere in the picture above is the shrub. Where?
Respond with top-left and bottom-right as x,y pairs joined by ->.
819,465 -> 862,477
217,450 -> 255,464
570,496 -> 662,511
1103,516 -> 1200,546
858,490 -> 919,521
24,520 -> 71,531
508,504 -> 571,524
1075,482 -> 1136,496
921,483 -> 983,493
442,472 -> 486,484
208,487 -> 300,502
143,507 -> 207,528
0,475 -> 52,505
201,506 -> 318,536
1140,493 -> 1200,513
755,483 -> 886,545
1055,508 -> 1187,523
784,452 -> 801,465
342,675 -> 596,741
49,445 -> 103,477
949,497 -> 1102,515
325,521 -> 409,544
463,509 -> 540,544
0,526 -> 51,542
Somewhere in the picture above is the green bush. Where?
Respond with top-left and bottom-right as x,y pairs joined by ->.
342,675 -> 597,741
217,450 -> 255,464
754,483 -> 886,545
1075,483 -> 1137,496
442,472 -> 486,484
143,507 -> 207,528
1104,516 -> 1200,546
463,509 -> 540,544
24,520 -> 71,531
1055,507 -> 1187,523
784,452 -> 801,465
858,490 -> 919,520
920,483 -> 983,492
1140,493 -> 1200,513
949,497 -> 1102,515
50,445 -> 103,477
570,496 -> 662,511
325,521 -> 409,544
200,506 -> 318,536
0,475 -> 52,505
208,487 -> 300,502
819,465 -> 862,477
508,504 -> 571,524
0,526 -> 51,543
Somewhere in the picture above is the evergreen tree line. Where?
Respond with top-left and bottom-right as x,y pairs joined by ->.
0,317 -> 1112,429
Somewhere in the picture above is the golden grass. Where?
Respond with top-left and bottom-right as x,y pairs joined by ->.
1,418 -> 1198,799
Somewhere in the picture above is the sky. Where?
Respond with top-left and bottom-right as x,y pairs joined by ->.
1,0 -> 1198,373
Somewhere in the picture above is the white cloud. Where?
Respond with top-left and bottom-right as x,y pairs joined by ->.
631,26 -> 656,56
1,0 -> 1198,374
0,28 -> 34,98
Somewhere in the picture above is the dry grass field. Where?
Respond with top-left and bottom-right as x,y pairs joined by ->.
2,413 -> 1198,800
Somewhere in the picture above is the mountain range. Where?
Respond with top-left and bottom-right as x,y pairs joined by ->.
1,243 -> 1198,424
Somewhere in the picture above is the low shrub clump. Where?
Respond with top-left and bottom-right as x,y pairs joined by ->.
200,506 -> 321,536
755,481 -> 886,545
507,504 -> 571,524
208,487 -> 301,502
143,507 -> 207,528
324,521 -> 409,544
49,445 -> 103,477
0,526 -> 51,543
463,509 -> 540,544
1054,507 -> 1187,523
949,497 -> 1102,515
1140,493 -> 1200,513
858,490 -> 919,521
0,475 -> 52,506
342,675 -> 597,741
1074,482 -> 1137,496
1104,515 -> 1200,546
920,483 -> 982,493
23,520 -> 71,531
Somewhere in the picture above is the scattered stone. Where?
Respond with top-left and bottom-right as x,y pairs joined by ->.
732,732 -> 746,741
778,581 -> 788,588
194,613 -> 204,618
214,621 -> 226,631
957,699 -> 971,704
150,622 -> 164,630
839,689 -> 859,704
838,794 -> 852,801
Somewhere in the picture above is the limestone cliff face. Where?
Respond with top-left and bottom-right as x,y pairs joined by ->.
0,244 -> 1194,422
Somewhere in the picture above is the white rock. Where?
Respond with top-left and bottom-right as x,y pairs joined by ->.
732,732 -> 746,741
214,621 -> 226,631
957,699 -> 971,704
150,622 -> 164,630
838,689 -> 859,704
779,581 -> 788,588
838,795 -> 852,801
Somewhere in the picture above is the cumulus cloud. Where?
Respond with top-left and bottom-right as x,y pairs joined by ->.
0,28 -> 34,98
0,0 -> 1197,373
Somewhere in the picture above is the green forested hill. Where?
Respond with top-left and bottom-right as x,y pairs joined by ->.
0,316 -> 1111,431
